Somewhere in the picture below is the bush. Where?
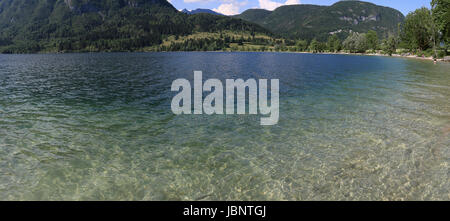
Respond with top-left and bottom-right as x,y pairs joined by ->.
437,50 -> 446,58
423,48 -> 434,57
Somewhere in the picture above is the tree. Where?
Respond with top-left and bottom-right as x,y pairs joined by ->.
295,40 -> 308,51
309,39 -> 319,53
327,35 -> 341,52
431,0 -> 449,53
402,7 -> 434,51
381,36 -> 398,56
343,32 -> 368,53
366,30 -> 379,52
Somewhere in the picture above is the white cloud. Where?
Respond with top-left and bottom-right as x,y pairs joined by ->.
258,0 -> 301,11
213,0 -> 248,16
180,0 -> 299,15
213,3 -> 240,15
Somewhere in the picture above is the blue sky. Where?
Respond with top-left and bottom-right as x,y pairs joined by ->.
168,0 -> 432,16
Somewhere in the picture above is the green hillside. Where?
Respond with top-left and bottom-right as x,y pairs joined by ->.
235,1 -> 405,41
0,0 -> 272,53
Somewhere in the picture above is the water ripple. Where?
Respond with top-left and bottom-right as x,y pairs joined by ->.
0,52 -> 449,200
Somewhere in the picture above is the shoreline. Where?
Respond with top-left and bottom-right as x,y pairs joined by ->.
1,50 -> 448,62
293,51 -> 446,62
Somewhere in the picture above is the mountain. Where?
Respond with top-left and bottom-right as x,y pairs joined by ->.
182,8 -> 223,16
235,1 -> 405,41
0,0 -> 271,53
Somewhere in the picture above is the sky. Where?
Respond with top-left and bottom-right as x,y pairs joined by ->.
167,0 -> 432,16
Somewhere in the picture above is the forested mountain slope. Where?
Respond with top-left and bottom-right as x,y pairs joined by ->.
0,0 -> 271,53
235,1 -> 405,41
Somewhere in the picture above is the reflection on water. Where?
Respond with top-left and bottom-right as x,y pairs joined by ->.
0,52 -> 449,200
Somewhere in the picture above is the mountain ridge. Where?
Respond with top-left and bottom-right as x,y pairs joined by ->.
182,8 -> 223,16
235,1 -> 405,41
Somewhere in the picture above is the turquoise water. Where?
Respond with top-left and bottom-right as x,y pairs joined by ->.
0,52 -> 449,200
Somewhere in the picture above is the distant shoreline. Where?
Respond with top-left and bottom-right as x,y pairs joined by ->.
1,50 -> 448,62
307,51 -> 446,62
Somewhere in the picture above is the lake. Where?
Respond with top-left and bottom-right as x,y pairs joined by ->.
0,52 -> 449,200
